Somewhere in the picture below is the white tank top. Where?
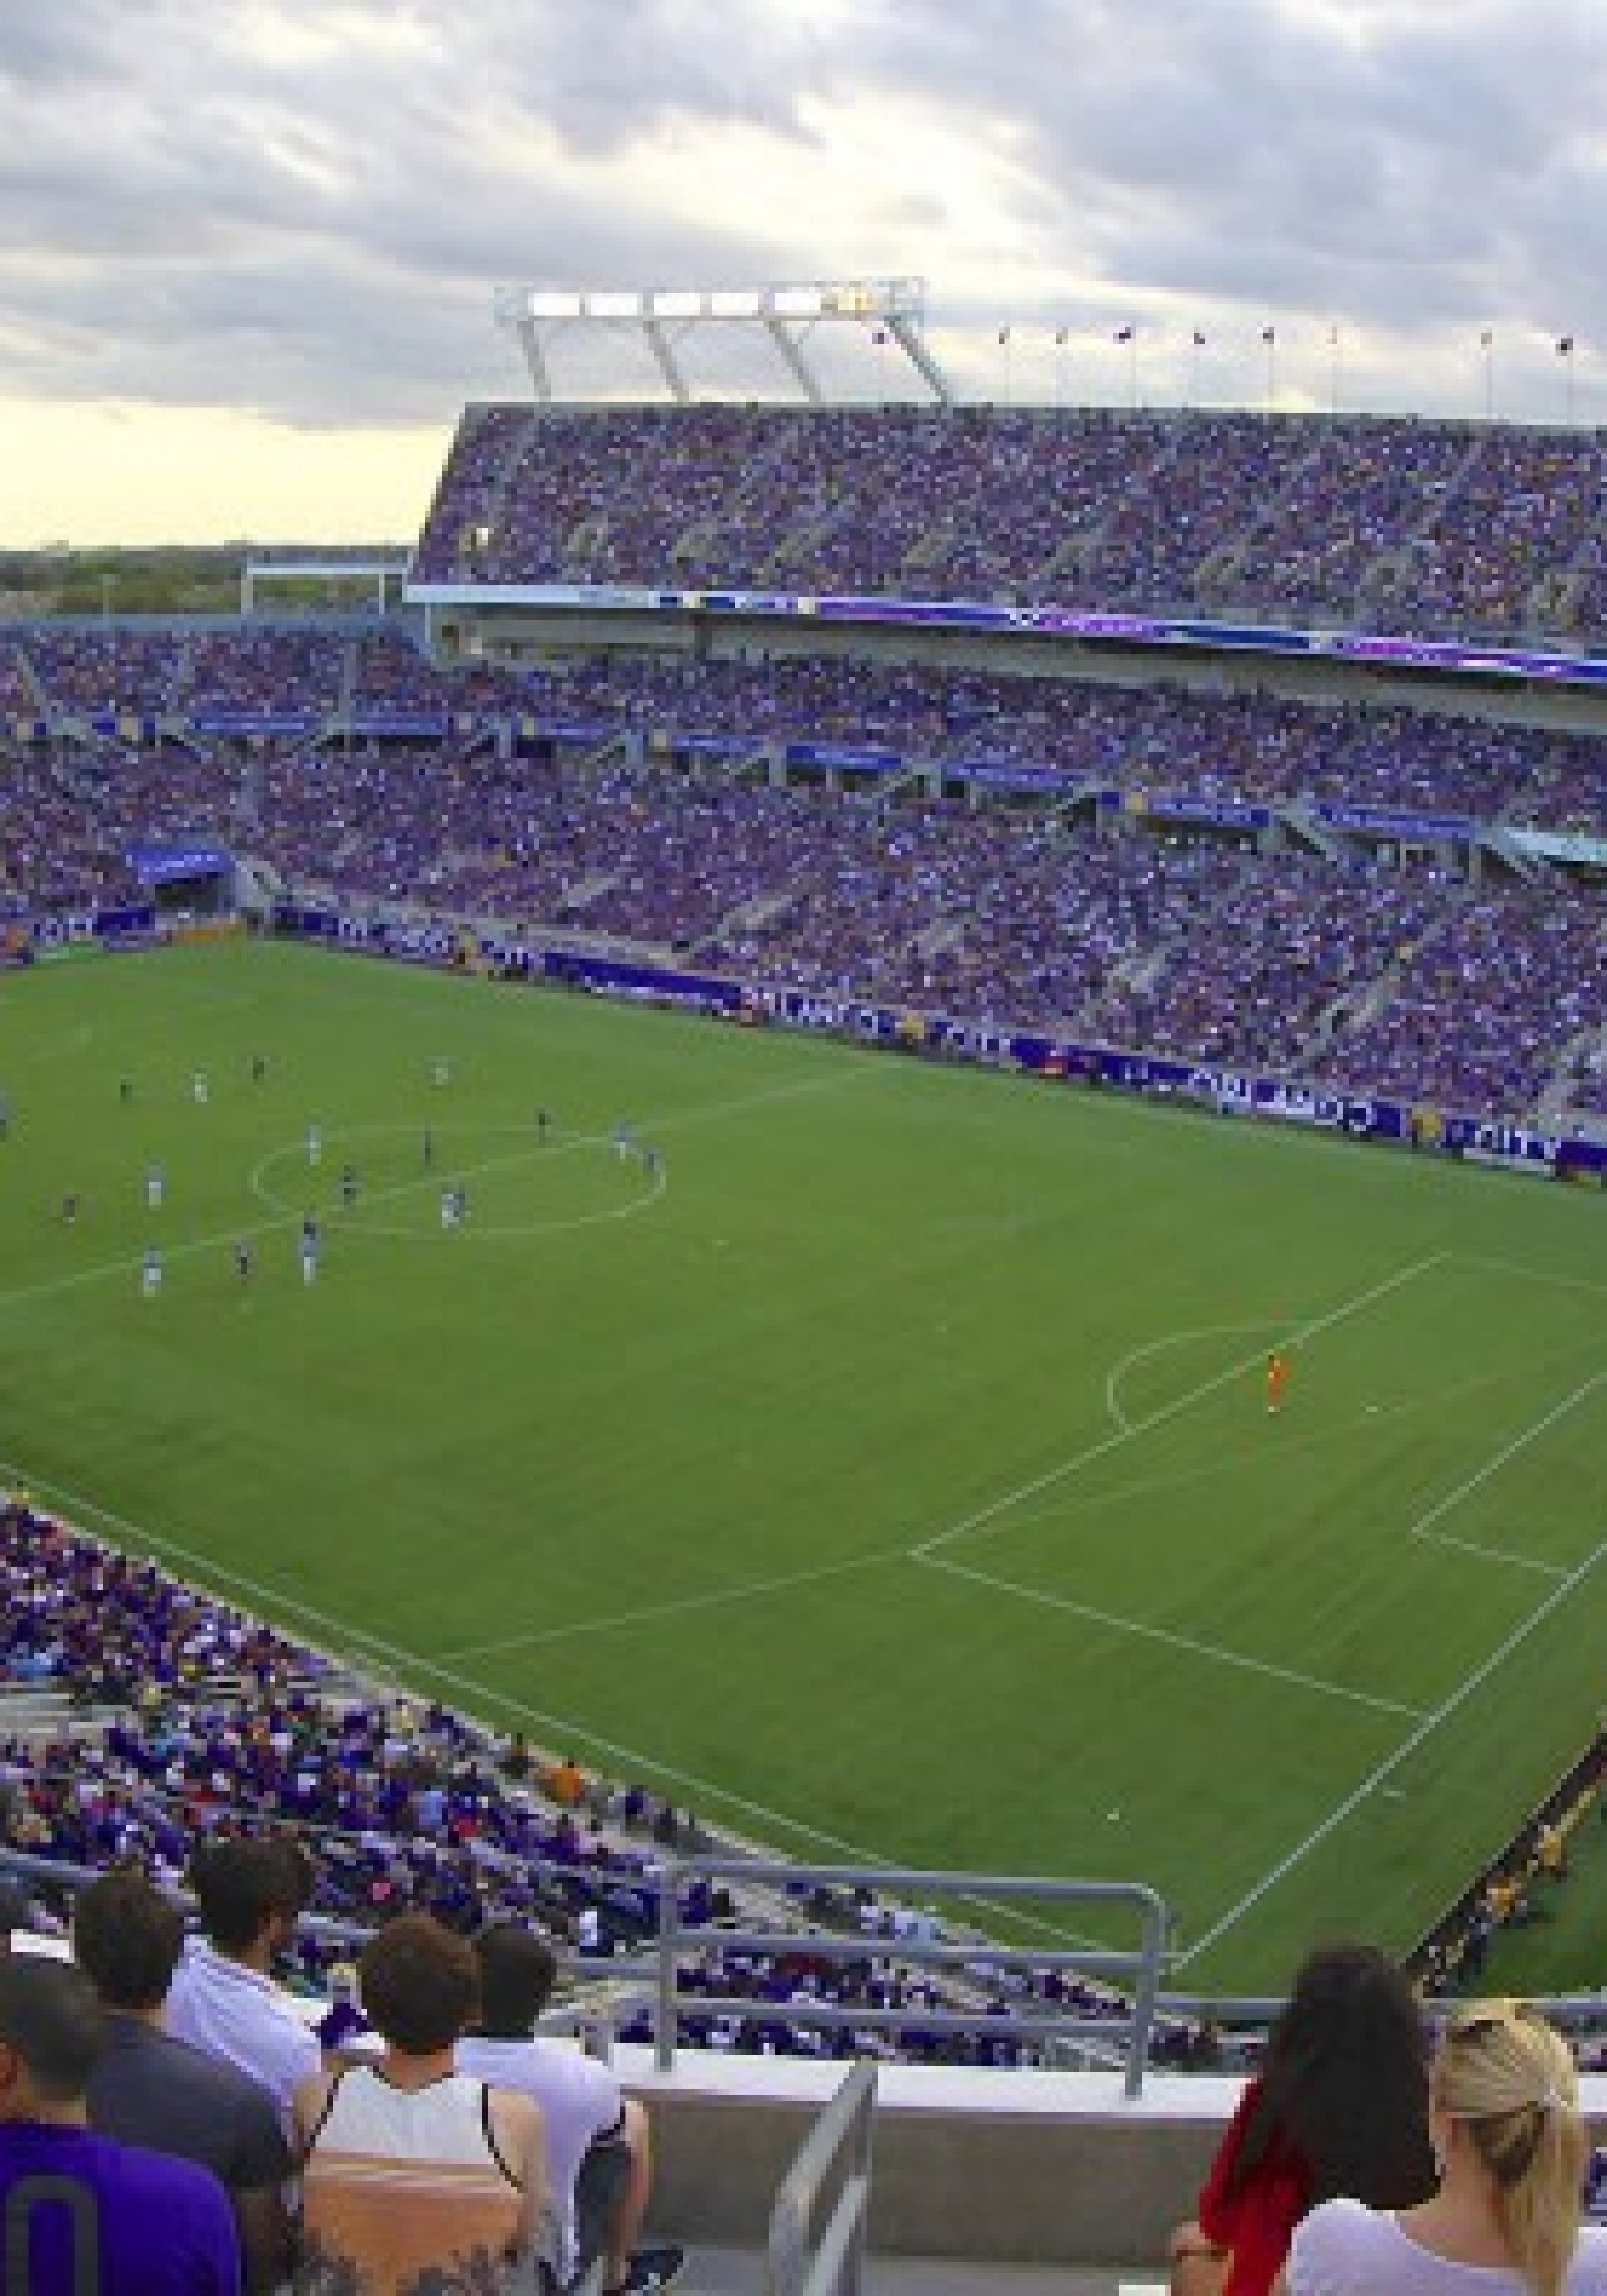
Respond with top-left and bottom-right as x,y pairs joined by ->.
312,2065 -> 516,2169
300,2065 -> 525,2295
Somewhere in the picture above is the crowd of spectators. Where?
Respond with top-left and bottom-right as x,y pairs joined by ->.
411,402 -> 1607,639
2,625 -> 1607,1118
1312,877 -> 1607,1117
1,1497 -> 1134,2088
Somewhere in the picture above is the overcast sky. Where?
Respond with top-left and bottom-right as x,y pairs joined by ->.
2,0 -> 1605,542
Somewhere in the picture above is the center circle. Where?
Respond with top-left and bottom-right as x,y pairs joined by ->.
247,1120 -> 667,1242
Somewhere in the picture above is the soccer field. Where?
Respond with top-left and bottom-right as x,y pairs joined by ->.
3,939 -> 1607,1990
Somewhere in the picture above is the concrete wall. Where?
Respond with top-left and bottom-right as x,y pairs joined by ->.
623,2051 -> 1607,2268
626,2055 -> 1233,2265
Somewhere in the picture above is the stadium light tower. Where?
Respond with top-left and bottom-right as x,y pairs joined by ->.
493,277 -> 953,406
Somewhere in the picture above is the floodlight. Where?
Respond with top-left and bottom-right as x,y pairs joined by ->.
495,273 -> 950,404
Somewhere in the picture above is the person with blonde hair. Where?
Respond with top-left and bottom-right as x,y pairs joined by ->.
1284,1998 -> 1607,2296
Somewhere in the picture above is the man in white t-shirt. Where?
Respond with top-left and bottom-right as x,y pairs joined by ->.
456,1923 -> 682,2296
164,1832 -> 323,2124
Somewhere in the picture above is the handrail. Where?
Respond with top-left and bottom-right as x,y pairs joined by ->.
653,1857 -> 1169,2098
766,2060 -> 877,2296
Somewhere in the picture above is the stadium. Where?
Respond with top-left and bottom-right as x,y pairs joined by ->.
8,249 -> 1607,2289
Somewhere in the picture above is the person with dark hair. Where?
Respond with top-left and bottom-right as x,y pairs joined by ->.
75,1868 -> 297,2294
0,1952 -> 240,2293
1286,1998 -> 1607,2296
1169,1941 -> 1435,2296
457,1924 -> 683,2296
292,1912 -> 551,2293
165,1832 -> 322,2120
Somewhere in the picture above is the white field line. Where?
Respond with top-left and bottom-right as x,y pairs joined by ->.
1104,1321 -> 1287,1435
432,1350 -> 1594,1669
0,1066 -> 863,1317
1405,1373 -> 1606,1579
435,1551 -> 904,1664
917,1553 -> 1427,1719
992,1349 -> 1596,1542
0,1135 -> 628,1315
0,1456 -> 896,1861
1455,1253 -> 1607,1305
0,1452 -> 1100,1946
911,1255 -> 1446,1562
1175,1533 -> 1607,1969
423,1321 -> 1595,1672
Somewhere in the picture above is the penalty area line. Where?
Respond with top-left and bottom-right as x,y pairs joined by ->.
916,1552 -> 1427,1720
1405,1370 -> 1604,1581
1175,1533 -> 1607,1969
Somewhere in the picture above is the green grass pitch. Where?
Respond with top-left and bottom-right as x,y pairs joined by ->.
3,938 -> 1607,1992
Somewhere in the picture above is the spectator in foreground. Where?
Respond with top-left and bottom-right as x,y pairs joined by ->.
1169,1941 -> 1436,2296
74,1867 -> 298,2294
458,1923 -> 684,2296
1284,1997 -> 1607,2296
0,1952 -> 241,2294
164,1831 -> 323,2121
293,1911 -> 551,2293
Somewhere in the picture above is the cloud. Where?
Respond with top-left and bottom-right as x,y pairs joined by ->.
1,0 -> 1606,534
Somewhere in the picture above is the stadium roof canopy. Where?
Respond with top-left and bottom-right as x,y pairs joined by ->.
493,276 -> 953,407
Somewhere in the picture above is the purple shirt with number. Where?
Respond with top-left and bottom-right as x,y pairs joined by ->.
0,2121 -> 241,2295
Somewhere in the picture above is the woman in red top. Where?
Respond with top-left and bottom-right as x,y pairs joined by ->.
1169,1942 -> 1437,2296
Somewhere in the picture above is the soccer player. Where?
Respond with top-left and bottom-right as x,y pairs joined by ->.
1266,1351 -> 1289,1415
141,1245 -> 163,1299
612,1119 -> 634,1165
642,1143 -> 662,1186
536,1108 -> 551,1145
440,1185 -> 458,1232
433,1056 -> 451,1089
0,1089 -> 10,1140
192,1070 -> 209,1106
300,1215 -> 320,1285
119,1076 -> 133,1106
422,1128 -> 434,1169
250,1053 -> 267,1084
234,1240 -> 253,1283
145,1162 -> 165,1211
340,1162 -> 359,1210
61,1192 -> 80,1226
306,1123 -> 323,1168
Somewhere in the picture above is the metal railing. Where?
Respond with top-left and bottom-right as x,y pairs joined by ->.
766,2060 -> 877,2296
652,1857 -> 1170,2099
1,1842 -> 1171,2091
